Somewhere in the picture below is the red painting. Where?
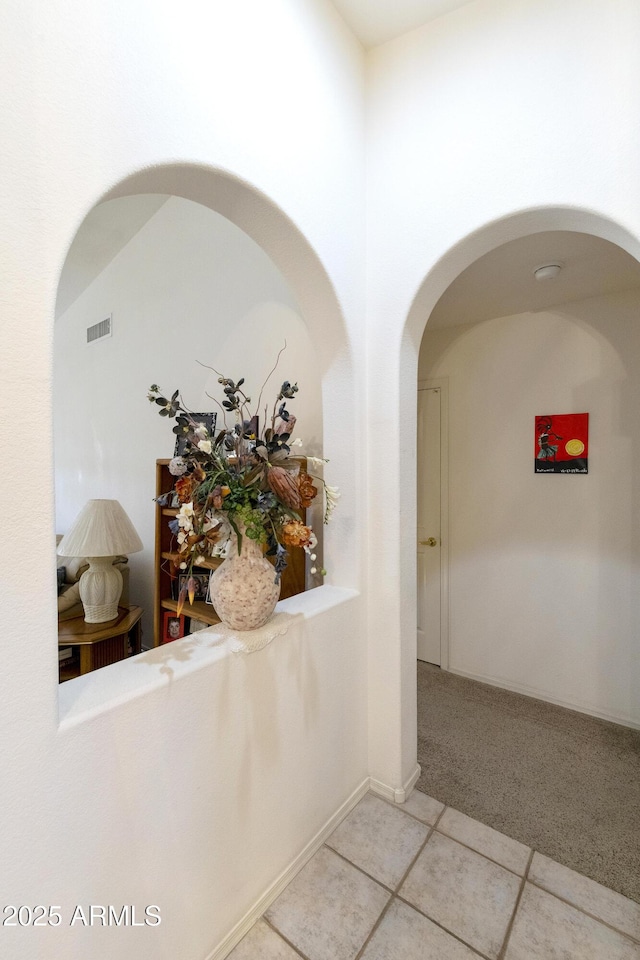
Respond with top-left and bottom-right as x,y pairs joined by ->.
535,413 -> 589,474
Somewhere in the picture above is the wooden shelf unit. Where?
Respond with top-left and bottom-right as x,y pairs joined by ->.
160,597 -> 221,626
153,459 -> 307,645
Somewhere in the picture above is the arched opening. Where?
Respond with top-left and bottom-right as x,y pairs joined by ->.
406,208 -> 640,898
54,163 -> 358,685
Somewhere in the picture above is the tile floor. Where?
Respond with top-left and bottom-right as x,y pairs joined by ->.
228,790 -> 640,960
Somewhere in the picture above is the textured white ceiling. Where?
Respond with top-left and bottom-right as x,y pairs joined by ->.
428,231 -> 640,329
330,0 -> 474,47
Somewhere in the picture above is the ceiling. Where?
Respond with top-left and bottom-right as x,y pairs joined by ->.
428,231 -> 640,329
55,195 -> 169,318
330,0 -> 474,48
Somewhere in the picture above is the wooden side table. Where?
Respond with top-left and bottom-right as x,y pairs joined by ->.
58,605 -> 143,681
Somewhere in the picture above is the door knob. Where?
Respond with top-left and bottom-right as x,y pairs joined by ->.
420,537 -> 438,547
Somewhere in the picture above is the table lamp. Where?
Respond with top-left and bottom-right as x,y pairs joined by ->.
57,499 -> 143,623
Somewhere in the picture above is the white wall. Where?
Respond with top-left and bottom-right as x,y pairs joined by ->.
0,2 -> 366,959
6,0 -> 640,953
54,195 -> 323,644
366,0 -> 640,791
419,290 -> 640,727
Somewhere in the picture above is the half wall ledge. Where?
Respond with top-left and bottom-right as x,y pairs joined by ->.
58,585 -> 359,730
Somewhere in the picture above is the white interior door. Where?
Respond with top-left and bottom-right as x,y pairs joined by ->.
417,386 -> 442,664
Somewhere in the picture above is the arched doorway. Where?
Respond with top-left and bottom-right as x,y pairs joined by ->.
393,208 -> 640,786
416,227 -> 640,702
368,207 -> 640,804
406,209 -> 640,898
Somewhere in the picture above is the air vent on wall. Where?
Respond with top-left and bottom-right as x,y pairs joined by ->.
87,315 -> 112,344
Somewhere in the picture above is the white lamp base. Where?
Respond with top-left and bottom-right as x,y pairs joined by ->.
78,557 -> 123,623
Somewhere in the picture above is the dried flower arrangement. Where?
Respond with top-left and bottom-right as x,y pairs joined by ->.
148,350 -> 339,614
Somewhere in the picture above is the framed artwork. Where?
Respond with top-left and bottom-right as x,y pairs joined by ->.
174,412 -> 217,457
162,612 -> 186,643
177,572 -> 210,602
205,574 -> 215,606
535,413 -> 589,474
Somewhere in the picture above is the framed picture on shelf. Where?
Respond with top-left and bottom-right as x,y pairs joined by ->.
177,572 -> 210,602
174,412 -> 217,457
162,612 -> 186,643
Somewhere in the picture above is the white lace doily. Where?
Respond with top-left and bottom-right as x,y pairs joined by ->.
203,610 -> 303,654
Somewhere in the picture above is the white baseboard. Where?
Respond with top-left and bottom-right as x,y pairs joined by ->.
369,763 -> 421,804
402,763 -> 422,800
448,667 -> 640,731
208,767 -> 424,959
208,777 -> 370,960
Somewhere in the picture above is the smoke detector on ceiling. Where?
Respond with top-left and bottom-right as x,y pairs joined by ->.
533,263 -> 563,281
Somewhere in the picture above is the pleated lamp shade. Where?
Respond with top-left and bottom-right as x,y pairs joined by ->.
57,500 -> 143,623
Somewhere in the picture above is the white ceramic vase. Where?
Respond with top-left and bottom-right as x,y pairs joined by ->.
209,523 -> 281,631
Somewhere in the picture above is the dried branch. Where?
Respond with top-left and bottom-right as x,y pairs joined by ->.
255,341 -> 287,417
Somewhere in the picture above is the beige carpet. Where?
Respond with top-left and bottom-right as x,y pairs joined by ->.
416,662 -> 640,903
